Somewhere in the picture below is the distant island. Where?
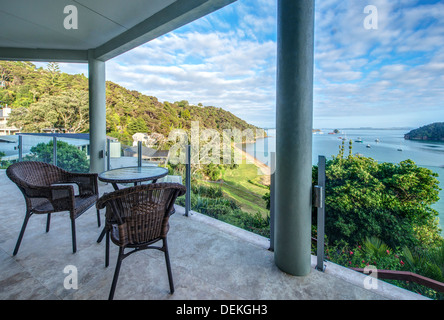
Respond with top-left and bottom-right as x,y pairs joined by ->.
404,122 -> 444,141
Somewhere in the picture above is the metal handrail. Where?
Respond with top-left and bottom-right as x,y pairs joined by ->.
351,267 -> 444,293
311,236 -> 444,293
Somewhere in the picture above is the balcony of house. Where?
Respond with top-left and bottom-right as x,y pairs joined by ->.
0,168 -> 428,300
1,0 -> 442,303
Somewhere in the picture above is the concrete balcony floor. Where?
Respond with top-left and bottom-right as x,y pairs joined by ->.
0,169 -> 427,300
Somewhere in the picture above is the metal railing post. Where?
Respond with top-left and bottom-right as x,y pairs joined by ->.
53,136 -> 57,166
18,135 -> 22,162
107,138 -> 111,170
137,141 -> 142,167
269,152 -> 275,251
315,155 -> 326,272
185,144 -> 191,216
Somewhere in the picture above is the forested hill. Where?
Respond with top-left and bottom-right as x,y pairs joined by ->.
405,122 -> 444,142
0,61 -> 260,145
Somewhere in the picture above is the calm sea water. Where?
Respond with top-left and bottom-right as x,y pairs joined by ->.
245,128 -> 444,233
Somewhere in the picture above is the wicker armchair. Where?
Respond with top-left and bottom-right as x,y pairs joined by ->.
6,161 -> 100,255
96,182 -> 186,300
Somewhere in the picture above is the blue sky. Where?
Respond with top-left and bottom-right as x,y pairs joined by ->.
45,0 -> 444,129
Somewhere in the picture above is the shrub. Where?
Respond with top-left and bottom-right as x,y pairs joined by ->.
26,140 -> 89,172
314,141 -> 442,249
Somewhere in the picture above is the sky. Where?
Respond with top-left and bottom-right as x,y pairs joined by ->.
37,0 -> 444,130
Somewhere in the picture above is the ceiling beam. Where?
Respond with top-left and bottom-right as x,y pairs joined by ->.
92,0 -> 236,61
0,47 -> 88,63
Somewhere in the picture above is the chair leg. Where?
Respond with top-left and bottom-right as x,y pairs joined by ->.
105,229 -> 110,267
46,213 -> 51,233
109,247 -> 124,300
71,218 -> 77,253
13,212 -> 31,256
96,209 -> 101,228
97,227 -> 106,243
163,237 -> 174,294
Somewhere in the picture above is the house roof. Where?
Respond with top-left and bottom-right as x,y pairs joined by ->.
0,0 -> 236,62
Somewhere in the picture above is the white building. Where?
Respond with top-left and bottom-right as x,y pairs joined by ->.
0,106 -> 20,135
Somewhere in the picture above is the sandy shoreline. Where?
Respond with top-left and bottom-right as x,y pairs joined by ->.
233,144 -> 270,177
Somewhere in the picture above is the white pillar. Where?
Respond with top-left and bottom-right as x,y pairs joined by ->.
88,52 -> 106,173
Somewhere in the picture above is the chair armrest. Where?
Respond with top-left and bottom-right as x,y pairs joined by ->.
96,192 -> 109,210
22,183 -> 75,211
49,184 -> 75,211
61,172 -> 99,196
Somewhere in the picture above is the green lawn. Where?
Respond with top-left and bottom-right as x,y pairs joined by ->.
199,163 -> 270,217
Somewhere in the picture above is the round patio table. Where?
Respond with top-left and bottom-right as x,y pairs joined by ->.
98,166 -> 169,190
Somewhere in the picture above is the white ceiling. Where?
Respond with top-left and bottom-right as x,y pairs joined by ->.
0,0 -> 176,50
0,0 -> 236,61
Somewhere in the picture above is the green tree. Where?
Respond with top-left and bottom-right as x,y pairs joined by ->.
203,163 -> 222,181
38,62 -> 66,95
127,117 -> 149,136
176,100 -> 189,108
316,141 -> 442,249
262,192 -> 270,210
0,151 -> 11,168
9,89 -> 89,133
26,140 -> 89,173
181,109 -> 191,120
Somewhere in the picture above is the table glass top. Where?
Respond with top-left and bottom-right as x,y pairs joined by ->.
98,166 -> 168,182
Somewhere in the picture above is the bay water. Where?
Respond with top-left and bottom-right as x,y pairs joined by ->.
245,128 -> 444,233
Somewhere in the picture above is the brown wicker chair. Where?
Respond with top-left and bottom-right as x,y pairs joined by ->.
6,161 -> 100,255
96,182 -> 186,300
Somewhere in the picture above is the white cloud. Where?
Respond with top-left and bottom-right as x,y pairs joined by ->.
105,29 -> 276,127
313,0 -> 444,128
43,0 -> 444,129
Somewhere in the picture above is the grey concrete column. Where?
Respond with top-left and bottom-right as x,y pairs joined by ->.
88,52 -> 106,173
274,0 -> 315,276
